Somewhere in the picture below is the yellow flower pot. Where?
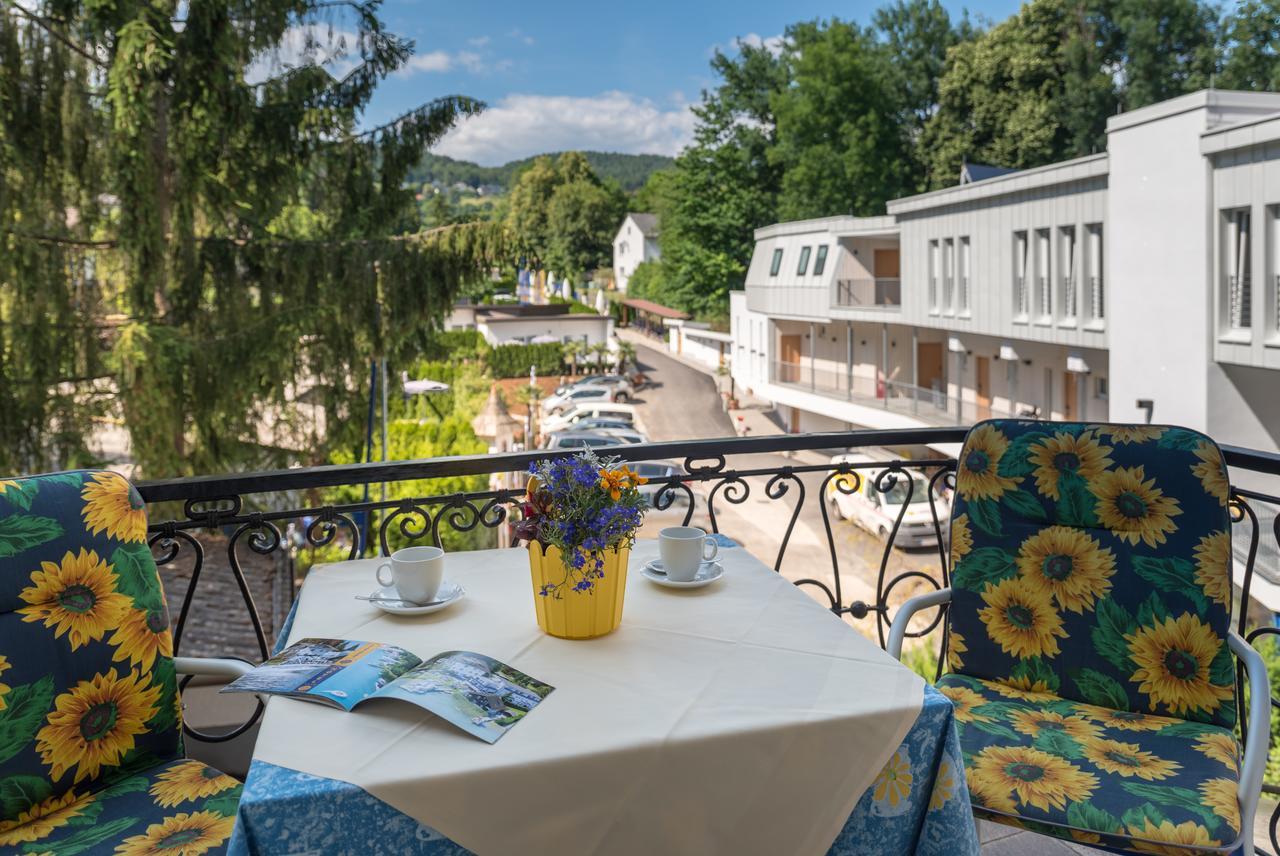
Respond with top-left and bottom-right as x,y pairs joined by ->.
527,542 -> 630,639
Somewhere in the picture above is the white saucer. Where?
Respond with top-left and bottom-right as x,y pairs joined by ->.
641,559 -> 724,589
364,581 -> 465,615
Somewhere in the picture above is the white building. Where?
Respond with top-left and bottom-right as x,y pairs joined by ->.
444,303 -> 613,347
730,89 -> 1280,459
612,213 -> 661,293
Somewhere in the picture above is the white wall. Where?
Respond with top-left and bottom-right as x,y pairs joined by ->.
478,316 -> 611,347
612,216 -> 659,293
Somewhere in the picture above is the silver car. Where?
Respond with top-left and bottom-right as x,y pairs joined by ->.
541,431 -> 628,451
554,374 -> 634,402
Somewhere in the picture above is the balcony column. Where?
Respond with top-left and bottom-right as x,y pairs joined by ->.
881,324 -> 888,408
845,321 -> 853,400
809,321 -> 816,391
911,328 -> 919,415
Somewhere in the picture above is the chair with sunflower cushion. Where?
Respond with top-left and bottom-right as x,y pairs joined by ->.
0,470 -> 254,855
888,420 -> 1270,855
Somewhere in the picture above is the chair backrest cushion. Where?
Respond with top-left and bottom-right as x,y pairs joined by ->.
0,470 -> 180,821
946,420 -> 1236,728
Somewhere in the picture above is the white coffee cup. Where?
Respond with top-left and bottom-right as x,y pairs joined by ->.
659,526 -> 719,582
375,545 -> 445,604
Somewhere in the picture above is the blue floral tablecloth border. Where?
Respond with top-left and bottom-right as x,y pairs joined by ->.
226,684 -> 976,855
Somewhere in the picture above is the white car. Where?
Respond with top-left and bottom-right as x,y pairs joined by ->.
541,402 -> 637,435
540,385 -> 615,416
554,374 -> 634,402
826,453 -> 950,549
541,431 -> 628,451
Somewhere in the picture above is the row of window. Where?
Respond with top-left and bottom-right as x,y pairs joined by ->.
1010,224 -> 1105,324
769,245 -> 829,278
927,237 -> 971,315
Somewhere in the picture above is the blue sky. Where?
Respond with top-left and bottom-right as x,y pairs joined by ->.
349,0 -> 1020,165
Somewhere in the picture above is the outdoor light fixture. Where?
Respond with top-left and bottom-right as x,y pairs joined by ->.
1136,399 -> 1154,424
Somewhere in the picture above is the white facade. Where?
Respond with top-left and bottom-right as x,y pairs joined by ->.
730,88 -> 1280,455
476,314 -> 612,347
612,213 -> 660,293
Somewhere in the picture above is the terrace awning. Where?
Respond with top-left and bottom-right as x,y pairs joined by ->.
619,298 -> 688,320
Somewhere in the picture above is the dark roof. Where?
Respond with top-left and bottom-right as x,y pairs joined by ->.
960,162 -> 1020,184
627,212 -> 660,237
620,297 -> 688,319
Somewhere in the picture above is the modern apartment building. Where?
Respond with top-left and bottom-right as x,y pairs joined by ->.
730,89 -> 1280,462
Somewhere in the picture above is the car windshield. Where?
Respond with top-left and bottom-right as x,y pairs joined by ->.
873,476 -> 930,506
561,437 -> 620,448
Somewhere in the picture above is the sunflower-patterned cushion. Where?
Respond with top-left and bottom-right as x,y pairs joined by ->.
0,471 -> 240,854
938,673 -> 1242,853
0,758 -> 242,855
947,420 -> 1235,728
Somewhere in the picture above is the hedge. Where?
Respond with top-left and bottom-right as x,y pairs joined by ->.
485,342 -> 566,378
422,328 -> 485,360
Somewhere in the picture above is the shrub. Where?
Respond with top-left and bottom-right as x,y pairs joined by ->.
486,342 -> 565,378
422,329 -> 485,361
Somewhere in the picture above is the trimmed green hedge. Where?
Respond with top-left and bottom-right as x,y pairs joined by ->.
486,342 -> 565,378
422,329 -> 485,360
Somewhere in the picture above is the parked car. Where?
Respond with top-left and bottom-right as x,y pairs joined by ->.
540,385 -> 615,415
541,431 -> 627,451
553,374 -> 635,402
825,452 -> 950,549
541,401 -> 637,435
572,417 -> 638,433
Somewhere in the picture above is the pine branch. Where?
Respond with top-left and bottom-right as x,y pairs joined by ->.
1,1 -> 108,68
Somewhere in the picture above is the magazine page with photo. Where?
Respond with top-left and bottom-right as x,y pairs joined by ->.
223,639 -> 554,742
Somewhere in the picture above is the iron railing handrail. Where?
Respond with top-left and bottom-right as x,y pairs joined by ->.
135,427 -> 970,502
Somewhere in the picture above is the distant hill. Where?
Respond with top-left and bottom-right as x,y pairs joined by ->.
408,151 -> 674,193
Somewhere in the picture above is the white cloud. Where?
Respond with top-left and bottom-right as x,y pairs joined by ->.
401,50 -> 453,74
709,32 -> 785,58
434,92 -> 695,166
246,25 -> 363,83
509,29 -> 536,46
467,36 -> 491,48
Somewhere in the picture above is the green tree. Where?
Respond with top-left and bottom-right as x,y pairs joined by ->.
872,0 -> 974,138
770,19 -> 915,218
1107,0 -> 1218,110
657,42 -> 785,317
544,178 -> 626,281
1219,0 -> 1280,91
0,1 -> 504,477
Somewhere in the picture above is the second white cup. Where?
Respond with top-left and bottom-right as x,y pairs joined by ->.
659,526 -> 718,582
375,545 -> 445,604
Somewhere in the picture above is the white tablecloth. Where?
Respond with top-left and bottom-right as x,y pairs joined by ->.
252,540 -> 925,856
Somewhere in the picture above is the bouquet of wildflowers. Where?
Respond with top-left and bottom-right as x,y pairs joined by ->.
516,449 -> 649,597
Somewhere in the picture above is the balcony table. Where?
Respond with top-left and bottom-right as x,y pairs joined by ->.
225,540 -> 977,856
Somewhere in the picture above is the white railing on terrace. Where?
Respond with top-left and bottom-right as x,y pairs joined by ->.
834,278 -> 901,308
1088,275 -> 1104,321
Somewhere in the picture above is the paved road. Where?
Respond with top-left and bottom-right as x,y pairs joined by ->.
626,340 -> 944,644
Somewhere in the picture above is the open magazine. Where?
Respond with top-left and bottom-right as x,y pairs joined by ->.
221,638 -> 554,743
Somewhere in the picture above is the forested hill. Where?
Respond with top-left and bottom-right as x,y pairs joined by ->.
409,151 -> 673,192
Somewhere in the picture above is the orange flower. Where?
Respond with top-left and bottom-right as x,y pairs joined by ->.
599,468 -> 629,501
620,465 -> 649,487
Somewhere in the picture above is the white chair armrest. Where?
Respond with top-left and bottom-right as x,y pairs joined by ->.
887,588 -> 952,661
1229,630 -> 1270,851
173,657 -> 256,680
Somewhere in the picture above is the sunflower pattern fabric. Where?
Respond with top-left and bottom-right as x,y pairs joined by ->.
0,471 -> 241,854
938,673 -> 1241,853
943,420 -> 1239,853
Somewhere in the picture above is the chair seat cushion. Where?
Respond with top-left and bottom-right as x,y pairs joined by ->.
0,757 -> 241,855
937,673 -> 1243,854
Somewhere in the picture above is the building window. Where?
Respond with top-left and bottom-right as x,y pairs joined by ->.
1271,206 -> 1280,335
928,239 -> 940,313
1060,226 -> 1077,320
1013,231 -> 1029,318
942,238 -> 955,314
797,246 -> 812,276
959,237 -> 971,313
1086,224 -> 1104,322
813,245 -> 828,276
1224,208 -> 1252,330
770,248 -> 784,276
1095,376 -> 1108,400
1035,228 -> 1051,320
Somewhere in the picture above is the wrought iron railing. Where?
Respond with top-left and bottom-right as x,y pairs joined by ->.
137,426 -> 1280,851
